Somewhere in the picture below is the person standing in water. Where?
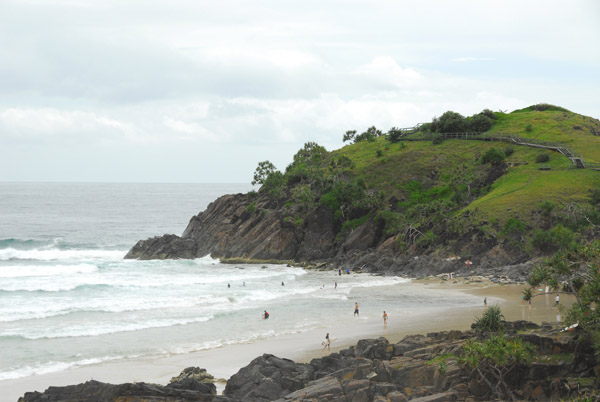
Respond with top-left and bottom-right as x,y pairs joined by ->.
383,311 -> 388,327
354,302 -> 359,317
263,310 -> 269,319
334,281 -> 337,289
322,332 -> 330,353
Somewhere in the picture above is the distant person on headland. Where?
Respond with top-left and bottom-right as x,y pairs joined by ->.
263,310 -> 269,319
383,311 -> 388,327
322,332 -> 330,353
354,302 -> 359,316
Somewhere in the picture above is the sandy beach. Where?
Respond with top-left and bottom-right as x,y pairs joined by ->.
1,280 -> 572,402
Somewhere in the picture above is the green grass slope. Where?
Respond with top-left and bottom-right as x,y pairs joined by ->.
256,104 -> 600,260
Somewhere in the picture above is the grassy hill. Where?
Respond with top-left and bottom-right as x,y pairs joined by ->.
254,104 -> 600,262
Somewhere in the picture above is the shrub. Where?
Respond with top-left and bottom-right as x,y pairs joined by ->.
539,200 -> 555,217
525,124 -> 533,132
431,134 -> 445,145
500,217 -> 526,237
387,127 -> 404,143
469,113 -> 493,132
531,224 -> 575,251
535,153 -> 550,163
589,188 -> 600,206
480,108 -> 498,120
376,149 -> 384,158
431,111 -> 467,133
472,305 -> 505,334
246,202 -> 256,213
354,126 -> 382,143
480,147 -> 505,166
504,145 -> 514,157
375,210 -> 404,235
416,230 -> 437,248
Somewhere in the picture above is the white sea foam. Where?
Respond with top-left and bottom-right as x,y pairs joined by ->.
2,315 -> 215,340
0,355 -> 127,381
0,263 -> 98,278
0,247 -> 124,261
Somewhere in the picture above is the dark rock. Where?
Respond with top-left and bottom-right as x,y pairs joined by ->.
125,234 -> 198,260
224,354 -> 314,402
18,379 -> 218,402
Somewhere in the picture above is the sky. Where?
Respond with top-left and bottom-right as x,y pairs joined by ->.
1,0 -> 599,183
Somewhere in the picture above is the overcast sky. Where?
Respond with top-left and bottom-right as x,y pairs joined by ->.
1,0 -> 599,183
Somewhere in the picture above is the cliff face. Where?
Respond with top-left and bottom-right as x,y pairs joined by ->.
125,193 -> 338,263
124,190 -> 534,281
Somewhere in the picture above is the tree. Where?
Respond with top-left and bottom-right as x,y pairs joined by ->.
343,130 -> 356,143
527,240 -> 600,350
387,127 -> 404,143
458,335 -> 534,401
431,111 -> 467,133
469,113 -> 494,132
252,161 -> 277,186
354,126 -> 382,143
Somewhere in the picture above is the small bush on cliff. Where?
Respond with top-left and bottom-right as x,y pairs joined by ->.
252,160 -> 277,186
531,224 -> 575,252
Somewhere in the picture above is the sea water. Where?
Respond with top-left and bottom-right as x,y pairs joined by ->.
0,183 -> 481,384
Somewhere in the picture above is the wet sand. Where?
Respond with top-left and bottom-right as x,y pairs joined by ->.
1,280 -> 572,401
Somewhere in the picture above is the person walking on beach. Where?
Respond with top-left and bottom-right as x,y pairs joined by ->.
383,311 -> 388,327
484,297 -> 487,307
322,332 -> 330,353
334,281 -> 337,289
555,294 -> 560,306
354,302 -> 359,317
338,269 -> 342,276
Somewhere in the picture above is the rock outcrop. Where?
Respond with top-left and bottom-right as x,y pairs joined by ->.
18,323 -> 600,402
124,191 -> 535,281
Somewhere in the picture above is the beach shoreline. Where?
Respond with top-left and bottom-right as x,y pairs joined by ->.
2,278 -> 570,402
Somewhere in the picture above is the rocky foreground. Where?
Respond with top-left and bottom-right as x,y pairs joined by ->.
19,321 -> 599,402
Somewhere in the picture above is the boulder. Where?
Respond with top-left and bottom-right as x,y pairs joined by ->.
224,354 -> 314,402
125,234 -> 198,260
18,379 -> 218,402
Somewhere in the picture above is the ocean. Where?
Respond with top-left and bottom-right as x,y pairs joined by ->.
0,183 -> 482,389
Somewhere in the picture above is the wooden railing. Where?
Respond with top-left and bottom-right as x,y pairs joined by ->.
398,130 -> 587,169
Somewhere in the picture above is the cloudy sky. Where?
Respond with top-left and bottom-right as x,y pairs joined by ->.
1,0 -> 599,183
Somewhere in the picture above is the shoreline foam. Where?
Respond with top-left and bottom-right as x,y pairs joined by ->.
1,280 -> 571,401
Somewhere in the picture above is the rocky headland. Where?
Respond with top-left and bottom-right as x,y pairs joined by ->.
19,321 -> 599,402
124,191 -> 534,283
